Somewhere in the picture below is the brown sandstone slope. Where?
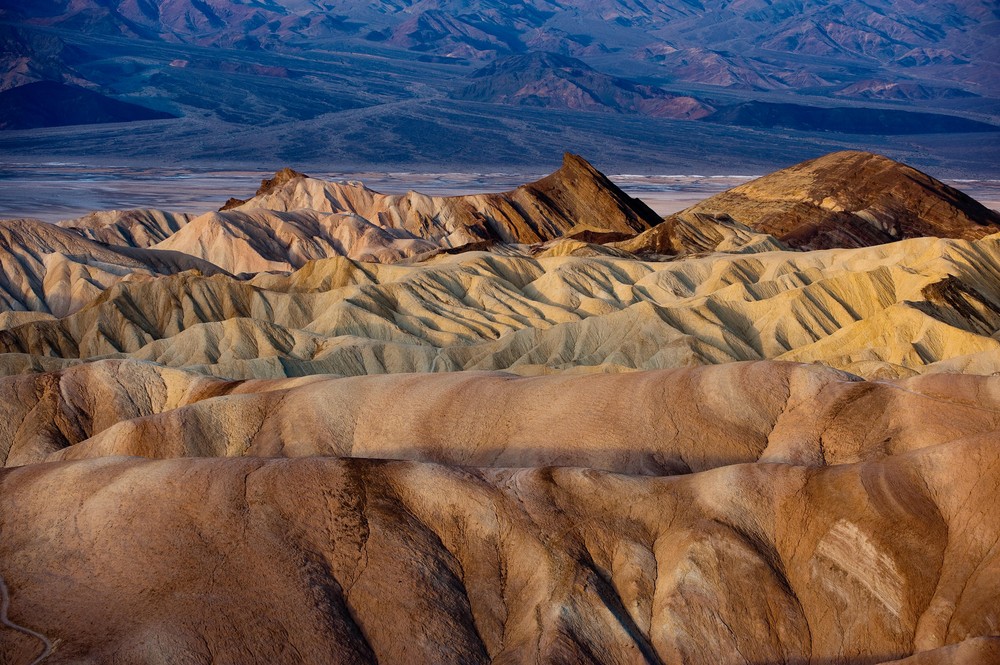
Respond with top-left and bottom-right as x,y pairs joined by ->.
673,150 -> 1000,249
2,439 -> 998,664
879,638 -> 1000,665
5,359 -> 1000,472
222,153 -> 662,245
0,359 -> 328,466
0,217 -> 226,317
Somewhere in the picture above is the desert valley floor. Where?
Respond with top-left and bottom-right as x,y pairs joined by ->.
2,150 -> 1000,664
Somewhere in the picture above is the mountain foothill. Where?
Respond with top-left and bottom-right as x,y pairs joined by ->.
1,1 -> 997,171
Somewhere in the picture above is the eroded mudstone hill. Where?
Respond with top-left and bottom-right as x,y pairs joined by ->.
672,150 -> 1000,249
130,154 -> 663,274
57,208 -> 194,248
3,359 -> 1000,472
2,151 -> 1000,665
5,233 -> 1000,379
0,217 -> 226,318
219,153 -> 659,242
2,439 -> 998,664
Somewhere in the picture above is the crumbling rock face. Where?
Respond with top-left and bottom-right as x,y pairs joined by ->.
219,167 -> 307,211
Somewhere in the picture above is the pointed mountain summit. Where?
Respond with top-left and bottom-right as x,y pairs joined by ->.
517,152 -> 663,235
220,153 -> 662,248
676,150 -> 1000,249
220,167 -> 307,211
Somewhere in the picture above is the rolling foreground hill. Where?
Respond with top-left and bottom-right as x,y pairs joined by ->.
3,435 -> 1000,664
3,358 -> 1000,470
2,151 -> 1000,664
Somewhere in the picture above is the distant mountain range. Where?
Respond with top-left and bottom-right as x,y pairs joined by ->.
5,0 -> 995,89
0,79 -> 176,129
0,1 -> 997,173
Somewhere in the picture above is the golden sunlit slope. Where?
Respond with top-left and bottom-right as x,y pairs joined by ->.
2,437 -> 998,664
4,232 -> 1000,379
3,358 -> 1000,471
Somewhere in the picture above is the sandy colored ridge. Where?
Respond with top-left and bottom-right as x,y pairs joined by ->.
0,216 -> 226,319
1,438 -> 999,664
3,358 -> 1000,472
5,232 -> 1000,379
5,151 -> 1000,381
57,209 -> 194,248
157,207 -> 440,274
223,154 -> 660,243
0,219 -> 224,322
152,154 -> 661,274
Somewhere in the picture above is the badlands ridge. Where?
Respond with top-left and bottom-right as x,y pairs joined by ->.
2,151 -> 1000,664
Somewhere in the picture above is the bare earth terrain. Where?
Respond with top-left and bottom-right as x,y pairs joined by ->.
3,0 -> 998,660
2,151 -> 1000,664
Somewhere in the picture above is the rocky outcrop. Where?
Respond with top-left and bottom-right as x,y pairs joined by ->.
674,150 -> 1000,249
219,167 -> 307,211
224,154 -> 661,246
